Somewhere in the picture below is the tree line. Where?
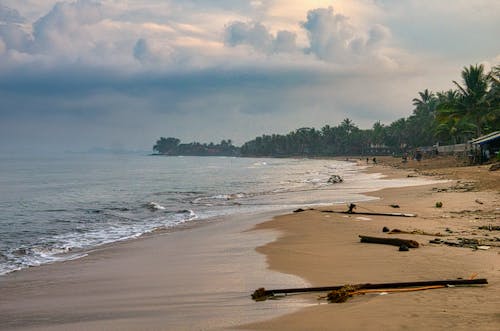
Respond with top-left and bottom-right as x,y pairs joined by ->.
154,63 -> 499,157
153,137 -> 239,156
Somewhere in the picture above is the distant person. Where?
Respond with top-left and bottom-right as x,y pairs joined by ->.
402,153 -> 408,163
366,157 -> 369,163
372,157 -> 377,164
415,151 -> 422,162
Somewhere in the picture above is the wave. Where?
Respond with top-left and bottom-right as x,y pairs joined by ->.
0,158 -> 379,276
145,202 -> 166,211
0,207 -> 200,276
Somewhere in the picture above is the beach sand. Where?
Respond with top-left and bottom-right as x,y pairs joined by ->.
244,158 -> 500,331
1,157 -> 499,330
0,212 -> 309,331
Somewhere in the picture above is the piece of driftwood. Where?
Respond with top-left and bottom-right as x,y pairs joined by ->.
252,278 -> 488,301
388,229 -> 446,237
323,210 -> 416,217
359,235 -> 420,248
325,203 -> 416,217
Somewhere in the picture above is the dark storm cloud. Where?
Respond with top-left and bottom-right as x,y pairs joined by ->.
1,63 -> 325,94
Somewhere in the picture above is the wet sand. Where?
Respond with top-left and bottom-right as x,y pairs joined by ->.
0,212 -> 309,331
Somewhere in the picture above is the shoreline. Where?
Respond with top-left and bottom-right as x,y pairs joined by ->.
243,159 -> 500,330
1,158 -> 498,330
0,209 -> 313,331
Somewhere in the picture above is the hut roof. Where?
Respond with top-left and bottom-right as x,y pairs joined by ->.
470,131 -> 500,145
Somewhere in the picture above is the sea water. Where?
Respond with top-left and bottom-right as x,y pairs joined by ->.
0,153 -> 430,275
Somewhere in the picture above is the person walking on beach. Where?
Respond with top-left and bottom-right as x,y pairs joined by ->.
415,150 -> 422,162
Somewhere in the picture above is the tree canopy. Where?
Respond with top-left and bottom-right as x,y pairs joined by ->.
153,138 -> 239,156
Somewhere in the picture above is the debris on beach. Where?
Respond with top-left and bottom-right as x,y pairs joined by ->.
293,208 -> 318,213
390,204 -> 400,208
433,181 -> 477,192
387,228 -> 446,237
435,201 -> 443,208
428,237 -> 498,249
327,175 -> 344,184
359,235 -> 420,249
322,204 -> 417,217
479,225 -> 500,231
251,279 -> 488,302
326,284 -> 362,303
477,245 -> 491,250
398,245 -> 410,251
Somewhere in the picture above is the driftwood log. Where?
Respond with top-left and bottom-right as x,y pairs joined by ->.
359,235 -> 420,248
252,278 -> 488,301
388,229 -> 446,237
322,210 -> 416,217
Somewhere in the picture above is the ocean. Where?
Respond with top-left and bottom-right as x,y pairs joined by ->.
0,154 -> 427,275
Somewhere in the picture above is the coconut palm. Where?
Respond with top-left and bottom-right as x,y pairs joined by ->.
452,64 -> 490,136
485,65 -> 500,131
412,89 -> 437,115
405,90 -> 438,147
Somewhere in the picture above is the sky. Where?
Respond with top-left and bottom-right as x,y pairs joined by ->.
0,0 -> 499,153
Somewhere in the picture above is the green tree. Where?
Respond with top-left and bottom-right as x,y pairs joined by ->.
153,137 -> 180,154
452,64 -> 491,136
406,90 -> 437,147
486,65 -> 500,131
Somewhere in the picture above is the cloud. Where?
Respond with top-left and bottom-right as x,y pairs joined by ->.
0,0 -> 498,153
224,21 -> 272,52
273,30 -> 297,53
0,22 -> 32,52
0,4 -> 25,24
133,38 -> 151,62
32,0 -> 103,53
223,6 -> 393,67
224,21 -> 297,54
301,6 -> 391,63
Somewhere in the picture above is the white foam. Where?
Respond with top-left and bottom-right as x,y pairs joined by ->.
147,202 -> 166,210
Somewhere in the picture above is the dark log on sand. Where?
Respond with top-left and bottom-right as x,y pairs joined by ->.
359,235 -> 420,248
388,229 -> 446,237
252,279 -> 488,301
323,210 -> 416,217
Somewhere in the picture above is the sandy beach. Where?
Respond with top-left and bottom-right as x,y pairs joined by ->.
244,157 -> 500,331
1,156 -> 499,330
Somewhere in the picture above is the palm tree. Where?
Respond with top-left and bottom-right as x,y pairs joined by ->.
453,64 -> 490,137
486,65 -> 500,131
406,90 -> 438,147
412,89 -> 437,115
